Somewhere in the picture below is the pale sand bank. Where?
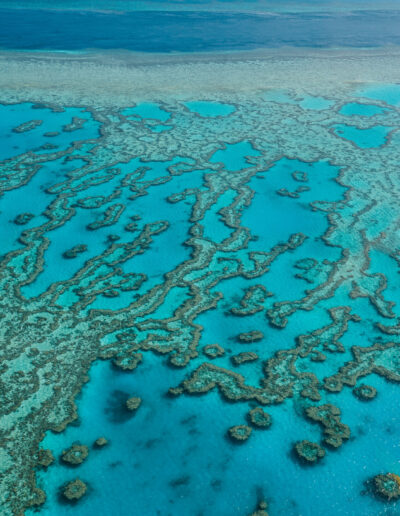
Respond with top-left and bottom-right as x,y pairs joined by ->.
1,47 -> 400,107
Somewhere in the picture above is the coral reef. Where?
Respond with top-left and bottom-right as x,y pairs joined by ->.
237,331 -> 264,343
292,170 -> 308,182
231,351 -> 259,366
61,444 -> 89,466
294,440 -> 325,464
36,449 -> 54,468
324,342 -> 400,393
87,204 -> 125,230
167,387 -> 184,397
62,478 -> 88,501
113,352 -> 143,371
373,473 -> 400,501
353,384 -> 377,401
248,407 -> 272,429
12,119 -> 42,133
126,396 -> 142,412
228,425 -> 252,442
203,344 -> 225,358
94,437 -> 108,448
305,404 -> 350,448
62,244 -> 88,259
63,116 -> 87,132
231,285 -> 271,316
103,289 -> 120,298
249,500 -> 269,516
13,212 -> 34,225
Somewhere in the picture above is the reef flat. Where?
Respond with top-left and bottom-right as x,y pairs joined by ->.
1,48 -> 400,515
3,48 -> 400,106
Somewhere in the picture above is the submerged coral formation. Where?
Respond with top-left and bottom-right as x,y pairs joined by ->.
373,473 -> 400,501
305,405 -> 350,449
36,449 -> 54,469
12,119 -> 42,133
248,407 -> 272,429
13,212 -> 34,225
93,437 -> 108,448
203,344 -> 225,358
237,331 -> 264,343
228,425 -> 252,442
231,351 -> 259,366
353,384 -> 377,401
61,479 -> 87,501
112,352 -> 142,371
294,440 -> 325,464
249,500 -> 269,516
61,444 -> 89,466
126,397 -> 142,412
62,244 -> 88,259
231,285 -> 271,316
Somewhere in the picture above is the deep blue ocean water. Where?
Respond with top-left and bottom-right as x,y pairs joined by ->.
1,8 -> 400,51
1,0 -> 399,11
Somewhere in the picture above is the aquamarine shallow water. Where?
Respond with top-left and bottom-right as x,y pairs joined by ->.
30,355 -> 400,516
0,104 -> 99,160
122,103 -> 171,123
339,102 -> 387,117
332,123 -> 393,149
357,84 -> 400,106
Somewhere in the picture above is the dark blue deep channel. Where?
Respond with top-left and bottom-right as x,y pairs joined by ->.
1,9 -> 400,52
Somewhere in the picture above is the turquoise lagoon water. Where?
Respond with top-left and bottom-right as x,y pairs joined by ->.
332,124 -> 393,149
30,354 -> 400,516
122,103 -> 171,123
0,103 -> 99,160
264,92 -> 335,111
356,84 -> 400,107
339,102 -> 387,117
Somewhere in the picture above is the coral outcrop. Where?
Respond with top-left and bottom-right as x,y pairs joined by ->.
36,449 -> 54,468
249,500 -> 269,516
353,384 -> 377,401
62,244 -> 88,259
61,444 -> 89,466
373,473 -> 400,501
62,479 -> 88,501
305,404 -> 350,449
203,344 -> 225,359
231,352 -> 259,365
294,440 -> 325,464
94,437 -> 108,448
126,397 -> 142,412
14,213 -> 34,225
248,407 -> 272,429
228,425 -> 252,442
237,331 -> 264,343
